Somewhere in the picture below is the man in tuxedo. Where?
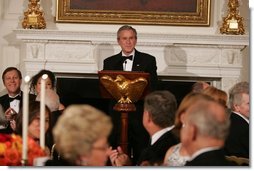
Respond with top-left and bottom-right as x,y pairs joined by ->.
108,90 -> 178,166
224,81 -> 249,158
181,96 -> 234,166
0,67 -> 35,133
103,25 -> 158,164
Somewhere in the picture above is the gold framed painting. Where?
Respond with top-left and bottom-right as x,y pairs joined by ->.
56,0 -> 210,26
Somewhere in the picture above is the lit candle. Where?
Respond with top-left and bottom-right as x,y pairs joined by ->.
40,74 -> 48,149
22,75 -> 30,165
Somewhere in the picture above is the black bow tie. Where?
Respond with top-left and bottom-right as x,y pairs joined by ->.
122,55 -> 133,61
9,95 -> 21,102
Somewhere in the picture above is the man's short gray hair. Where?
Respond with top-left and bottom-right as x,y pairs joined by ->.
229,81 -> 249,109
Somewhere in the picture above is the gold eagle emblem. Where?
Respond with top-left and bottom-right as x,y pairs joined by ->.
100,75 -> 148,104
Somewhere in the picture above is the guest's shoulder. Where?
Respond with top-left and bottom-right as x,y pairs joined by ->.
45,158 -> 73,166
0,94 -> 8,101
135,50 -> 155,59
104,53 -> 121,61
29,93 -> 37,101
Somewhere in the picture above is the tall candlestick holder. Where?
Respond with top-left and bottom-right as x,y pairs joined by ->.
22,0 -> 46,29
220,0 -> 244,35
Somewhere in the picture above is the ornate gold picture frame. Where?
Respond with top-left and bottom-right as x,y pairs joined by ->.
56,0 -> 210,26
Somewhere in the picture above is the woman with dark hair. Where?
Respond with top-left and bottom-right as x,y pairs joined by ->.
15,101 -> 52,155
29,69 -> 65,111
29,69 -> 56,95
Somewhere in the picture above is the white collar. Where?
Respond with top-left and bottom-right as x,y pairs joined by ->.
122,50 -> 135,58
232,111 -> 249,124
9,91 -> 21,98
189,146 -> 221,161
151,125 -> 175,145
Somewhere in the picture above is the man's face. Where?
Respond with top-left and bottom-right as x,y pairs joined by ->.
235,93 -> 250,118
117,29 -> 137,55
3,70 -> 22,96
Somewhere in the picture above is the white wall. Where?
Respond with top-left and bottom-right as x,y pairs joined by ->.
0,0 -> 250,95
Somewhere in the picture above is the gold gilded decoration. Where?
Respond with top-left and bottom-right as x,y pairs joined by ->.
220,0 -> 244,35
56,0 -> 210,26
22,0 -> 46,29
100,75 -> 148,104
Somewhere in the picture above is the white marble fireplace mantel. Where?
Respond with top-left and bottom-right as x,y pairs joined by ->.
14,29 -> 249,92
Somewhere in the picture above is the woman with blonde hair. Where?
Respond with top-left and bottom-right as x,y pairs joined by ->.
202,86 -> 228,108
164,93 -> 214,166
45,104 -> 112,166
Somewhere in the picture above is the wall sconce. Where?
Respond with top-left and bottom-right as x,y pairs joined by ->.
22,0 -> 46,29
220,0 -> 244,35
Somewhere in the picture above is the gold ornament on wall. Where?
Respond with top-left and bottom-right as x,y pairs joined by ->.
22,0 -> 46,29
220,0 -> 244,35
220,0 -> 245,35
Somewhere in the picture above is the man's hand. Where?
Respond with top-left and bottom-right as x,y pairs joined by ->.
5,107 -> 15,120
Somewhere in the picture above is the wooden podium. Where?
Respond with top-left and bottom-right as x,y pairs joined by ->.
98,70 -> 150,154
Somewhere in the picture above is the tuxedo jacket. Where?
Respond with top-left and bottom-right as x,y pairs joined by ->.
103,49 -> 158,91
0,92 -> 36,111
224,112 -> 249,158
185,149 -> 235,166
137,130 -> 179,165
0,92 -> 36,134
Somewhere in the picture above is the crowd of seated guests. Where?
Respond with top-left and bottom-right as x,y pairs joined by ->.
0,66 -> 250,166
0,67 -> 65,160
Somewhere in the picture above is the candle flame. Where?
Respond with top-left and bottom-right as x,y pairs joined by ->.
24,76 -> 30,83
42,74 -> 48,80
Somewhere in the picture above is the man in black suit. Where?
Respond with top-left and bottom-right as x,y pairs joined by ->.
108,90 -> 178,166
224,82 -> 249,158
0,67 -> 23,133
103,25 -> 158,164
182,97 -> 234,166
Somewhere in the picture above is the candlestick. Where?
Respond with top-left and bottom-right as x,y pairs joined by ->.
40,74 -> 48,149
22,75 -> 30,164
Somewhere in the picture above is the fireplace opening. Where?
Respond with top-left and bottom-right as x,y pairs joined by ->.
56,73 -> 215,114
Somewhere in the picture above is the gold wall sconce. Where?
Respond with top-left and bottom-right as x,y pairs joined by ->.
220,0 -> 245,35
22,0 -> 46,29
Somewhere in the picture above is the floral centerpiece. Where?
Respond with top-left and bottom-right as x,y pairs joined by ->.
0,133 -> 46,166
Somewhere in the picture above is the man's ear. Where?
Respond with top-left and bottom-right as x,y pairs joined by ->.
143,111 -> 152,122
189,124 -> 198,141
233,104 -> 240,112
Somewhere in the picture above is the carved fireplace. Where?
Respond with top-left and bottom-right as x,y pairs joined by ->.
14,29 -> 249,108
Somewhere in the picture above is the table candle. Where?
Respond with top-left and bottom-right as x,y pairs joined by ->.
40,74 -> 48,149
22,75 -> 30,165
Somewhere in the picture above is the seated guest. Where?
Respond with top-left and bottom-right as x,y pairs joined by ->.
164,93 -> 208,166
224,81 -> 249,158
36,89 -> 60,113
202,86 -> 228,108
181,97 -> 234,166
45,104 -> 112,166
30,69 -> 65,111
108,90 -> 179,166
0,67 -> 36,133
15,101 -> 51,156
36,89 -> 63,151
191,81 -> 209,93
0,104 -> 8,129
